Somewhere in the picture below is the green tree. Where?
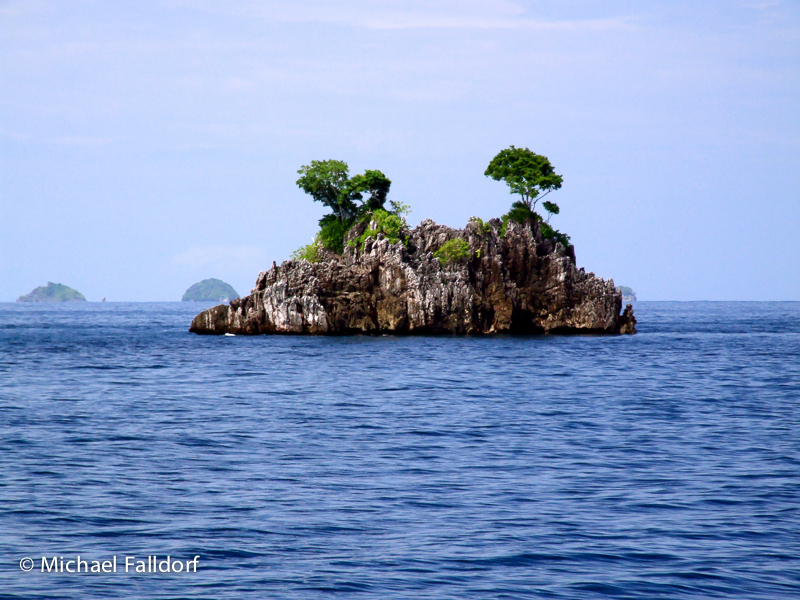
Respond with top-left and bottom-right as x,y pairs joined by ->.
296,160 -> 392,223
296,160 -> 358,223
294,160 -> 400,257
484,146 -> 563,213
542,200 -> 560,223
350,169 -> 392,212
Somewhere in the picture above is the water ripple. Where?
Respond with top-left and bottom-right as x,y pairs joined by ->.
0,302 -> 799,598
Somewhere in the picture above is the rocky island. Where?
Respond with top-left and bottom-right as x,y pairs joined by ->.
191,217 -> 635,335
182,278 -> 239,302
617,286 -> 637,302
17,282 -> 86,302
190,149 -> 635,336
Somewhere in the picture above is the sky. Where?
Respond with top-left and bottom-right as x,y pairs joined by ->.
1,0 -> 798,301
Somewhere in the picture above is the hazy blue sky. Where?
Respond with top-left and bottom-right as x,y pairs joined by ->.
2,0 -> 798,301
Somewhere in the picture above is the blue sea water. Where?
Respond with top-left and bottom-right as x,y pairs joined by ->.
1,301 -> 799,599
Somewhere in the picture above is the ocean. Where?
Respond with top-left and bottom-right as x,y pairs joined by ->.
1,301 -> 799,599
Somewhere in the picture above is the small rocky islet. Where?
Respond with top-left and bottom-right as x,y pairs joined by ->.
617,286 -> 637,302
190,149 -> 636,336
190,217 -> 635,336
182,279 -> 239,303
17,282 -> 86,302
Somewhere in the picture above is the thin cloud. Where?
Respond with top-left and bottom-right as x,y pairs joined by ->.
0,0 -> 48,17
50,135 -> 115,147
0,131 -> 116,147
743,1 -> 781,10
175,0 -> 635,32
359,15 -> 633,31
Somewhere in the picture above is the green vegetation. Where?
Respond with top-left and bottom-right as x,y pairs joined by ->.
293,160 -> 410,259
316,215 -> 351,254
470,216 -> 492,234
485,146 -> 563,212
182,279 -> 239,302
388,200 -> 411,219
291,240 -> 322,262
540,222 -> 571,247
500,201 -> 538,235
434,239 -> 472,265
486,146 -> 571,247
542,200 -> 559,222
348,208 -> 406,250
290,150 -> 576,265
295,160 -> 391,225
17,282 -> 86,302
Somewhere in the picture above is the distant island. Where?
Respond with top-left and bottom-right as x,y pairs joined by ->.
617,286 -> 637,302
17,282 -> 86,302
182,279 -> 239,302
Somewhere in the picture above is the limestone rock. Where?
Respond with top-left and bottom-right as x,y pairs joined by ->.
190,218 -> 635,335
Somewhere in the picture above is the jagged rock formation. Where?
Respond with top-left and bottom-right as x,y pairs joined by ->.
190,218 -> 636,335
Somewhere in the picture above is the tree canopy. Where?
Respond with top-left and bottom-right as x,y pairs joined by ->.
484,146 -> 563,212
294,159 -> 404,258
486,146 -> 571,249
296,160 -> 392,223
542,200 -> 560,222
350,169 -> 391,212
